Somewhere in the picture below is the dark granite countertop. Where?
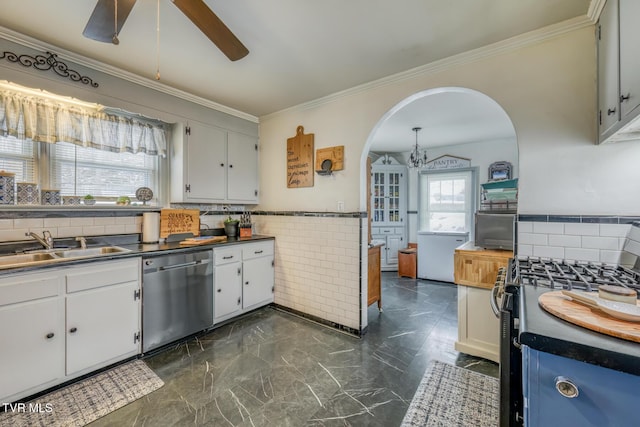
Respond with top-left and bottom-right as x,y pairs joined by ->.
0,235 -> 275,275
519,285 -> 640,376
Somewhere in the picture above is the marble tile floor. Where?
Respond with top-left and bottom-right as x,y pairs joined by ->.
91,273 -> 498,426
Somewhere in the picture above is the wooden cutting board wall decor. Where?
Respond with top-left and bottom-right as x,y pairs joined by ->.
287,125 -> 314,188
160,208 -> 200,238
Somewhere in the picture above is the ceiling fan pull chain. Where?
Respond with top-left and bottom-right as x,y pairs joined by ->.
156,0 -> 161,80
112,0 -> 119,45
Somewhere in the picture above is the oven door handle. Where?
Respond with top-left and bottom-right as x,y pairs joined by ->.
490,284 -> 501,318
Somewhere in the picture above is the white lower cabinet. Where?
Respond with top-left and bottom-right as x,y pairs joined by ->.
214,250 -> 243,323
214,240 -> 274,324
0,279 -> 65,402
0,258 -> 141,403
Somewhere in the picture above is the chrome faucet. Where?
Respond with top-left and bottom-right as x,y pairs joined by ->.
25,230 -> 54,250
75,236 -> 87,249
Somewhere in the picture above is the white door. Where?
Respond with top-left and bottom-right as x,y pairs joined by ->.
214,262 -> 243,321
418,169 -> 475,281
0,298 -> 65,400
242,256 -> 274,309
66,281 -> 139,376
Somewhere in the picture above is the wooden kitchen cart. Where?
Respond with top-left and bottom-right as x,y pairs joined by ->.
453,242 -> 512,363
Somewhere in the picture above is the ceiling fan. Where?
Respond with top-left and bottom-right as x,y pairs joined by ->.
82,0 -> 249,61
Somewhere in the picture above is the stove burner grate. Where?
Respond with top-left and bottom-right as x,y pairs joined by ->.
510,256 -> 640,295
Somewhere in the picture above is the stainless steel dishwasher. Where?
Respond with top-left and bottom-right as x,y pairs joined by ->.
142,250 -> 213,352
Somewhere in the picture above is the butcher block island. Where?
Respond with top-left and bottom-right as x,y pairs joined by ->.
454,242 -> 512,362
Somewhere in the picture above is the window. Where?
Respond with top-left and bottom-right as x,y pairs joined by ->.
0,134 -> 161,205
50,141 -> 159,201
419,170 -> 475,232
0,135 -> 36,183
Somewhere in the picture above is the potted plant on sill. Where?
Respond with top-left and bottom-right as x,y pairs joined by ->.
83,194 -> 96,206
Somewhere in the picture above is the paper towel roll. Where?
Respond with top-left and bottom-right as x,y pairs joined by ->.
142,212 -> 160,243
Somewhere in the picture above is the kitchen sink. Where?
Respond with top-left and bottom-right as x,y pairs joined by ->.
0,252 -> 57,267
0,246 -> 131,269
52,246 -> 131,258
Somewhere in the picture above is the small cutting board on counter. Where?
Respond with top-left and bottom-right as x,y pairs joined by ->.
160,209 -> 200,238
179,236 -> 227,246
539,291 -> 640,343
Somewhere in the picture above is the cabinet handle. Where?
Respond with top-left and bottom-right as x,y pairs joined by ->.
229,164 -> 233,168
245,281 -> 249,285
220,163 -> 225,167
555,377 -> 579,399
217,288 -> 222,293
223,255 -> 234,260
237,267 -> 241,275
237,297 -> 241,305
254,250 -> 263,254
620,93 -> 631,102
607,107 -> 617,115
46,332 -> 55,339
69,327 -> 77,334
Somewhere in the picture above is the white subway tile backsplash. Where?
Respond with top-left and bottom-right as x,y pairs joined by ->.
547,234 -> 581,248
533,245 -> 564,259
533,222 -> 564,234
517,244 -> 533,256
519,233 -> 548,245
565,248 -> 600,263
517,221 -> 533,233
0,229 -> 29,242
564,223 -> 599,236
600,250 -> 623,265
0,219 -> 13,229
582,236 -> 620,251
57,227 -> 85,238
628,225 -> 640,243
43,218 -> 71,228
14,218 -> 44,229
599,224 -> 630,238
623,238 -> 640,258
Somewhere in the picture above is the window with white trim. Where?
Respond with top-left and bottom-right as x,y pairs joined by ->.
419,170 -> 475,232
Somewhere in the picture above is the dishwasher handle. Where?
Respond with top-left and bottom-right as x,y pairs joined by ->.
158,259 -> 210,271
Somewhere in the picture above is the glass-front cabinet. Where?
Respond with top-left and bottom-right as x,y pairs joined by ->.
370,155 -> 407,270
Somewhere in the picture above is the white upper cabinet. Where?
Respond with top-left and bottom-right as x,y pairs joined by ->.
598,0 -> 640,143
171,122 -> 259,204
619,0 -> 640,120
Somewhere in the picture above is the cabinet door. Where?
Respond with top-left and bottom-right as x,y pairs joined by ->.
453,253 -> 508,288
242,256 -> 274,309
619,0 -> 640,120
385,234 -> 402,266
66,281 -> 140,376
214,262 -> 243,322
0,298 -> 65,401
186,123 -> 227,201
227,132 -> 259,203
597,0 -> 620,139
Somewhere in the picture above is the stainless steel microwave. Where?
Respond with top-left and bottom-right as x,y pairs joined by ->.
475,212 -> 515,250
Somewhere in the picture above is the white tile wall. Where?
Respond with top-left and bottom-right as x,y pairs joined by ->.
255,215 -> 361,330
0,215 -> 142,243
517,221 -> 631,265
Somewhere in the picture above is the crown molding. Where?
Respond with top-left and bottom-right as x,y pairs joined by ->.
587,0 -> 607,22
0,26 -> 259,124
261,15 -> 594,121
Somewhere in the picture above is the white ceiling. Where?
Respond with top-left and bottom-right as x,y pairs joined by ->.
0,1 -> 595,152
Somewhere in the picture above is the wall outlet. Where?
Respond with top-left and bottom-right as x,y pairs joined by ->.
337,201 -> 344,212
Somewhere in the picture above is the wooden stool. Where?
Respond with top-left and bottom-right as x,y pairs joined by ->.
398,247 -> 417,279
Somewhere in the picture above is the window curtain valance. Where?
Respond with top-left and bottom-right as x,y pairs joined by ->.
0,90 -> 167,156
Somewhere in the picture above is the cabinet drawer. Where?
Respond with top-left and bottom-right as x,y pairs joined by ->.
214,247 -> 242,265
242,241 -> 274,260
379,227 -> 394,234
66,258 -> 140,293
394,227 -> 404,235
0,272 -> 61,307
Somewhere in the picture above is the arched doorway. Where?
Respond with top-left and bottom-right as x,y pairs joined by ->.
359,86 -> 518,327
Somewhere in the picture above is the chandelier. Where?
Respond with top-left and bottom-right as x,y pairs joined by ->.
408,127 -> 428,168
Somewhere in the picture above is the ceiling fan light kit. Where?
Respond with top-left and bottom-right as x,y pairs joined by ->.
83,0 -> 249,61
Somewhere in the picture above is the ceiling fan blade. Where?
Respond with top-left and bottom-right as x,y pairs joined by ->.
83,0 -> 137,44
171,0 -> 249,61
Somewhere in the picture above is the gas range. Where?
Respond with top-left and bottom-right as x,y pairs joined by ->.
507,256 -> 640,294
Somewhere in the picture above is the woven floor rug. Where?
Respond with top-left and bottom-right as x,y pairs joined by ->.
0,359 -> 164,427
401,360 -> 499,427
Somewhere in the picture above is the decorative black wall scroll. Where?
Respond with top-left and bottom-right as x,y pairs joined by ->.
0,51 -> 99,87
